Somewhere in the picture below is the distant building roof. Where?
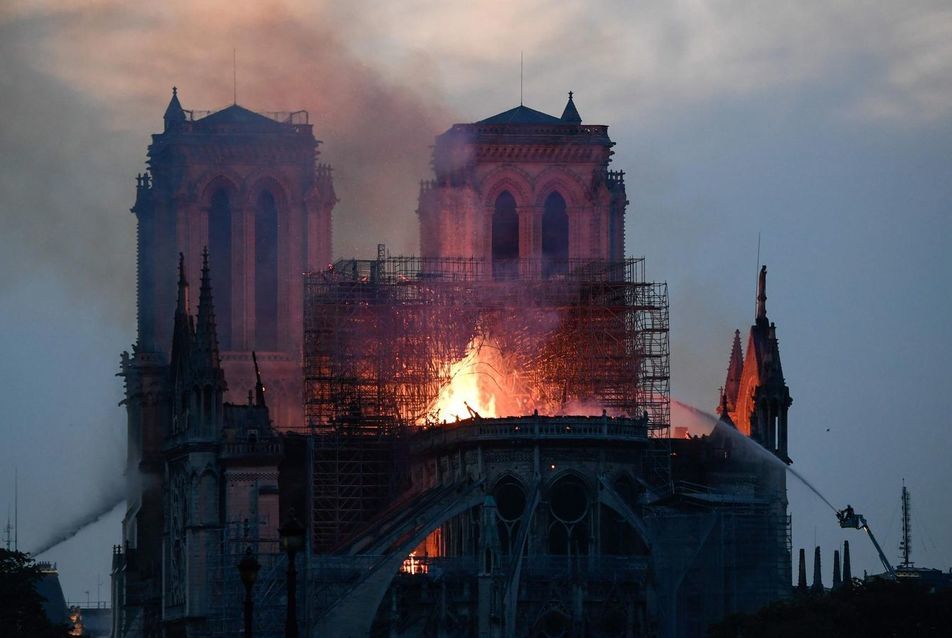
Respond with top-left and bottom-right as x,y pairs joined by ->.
477,105 -> 565,125
194,104 -> 291,132
36,566 -> 67,625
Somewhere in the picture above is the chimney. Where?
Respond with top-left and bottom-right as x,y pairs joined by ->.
832,549 -> 842,589
842,540 -> 852,587
812,546 -> 823,592
797,548 -> 807,591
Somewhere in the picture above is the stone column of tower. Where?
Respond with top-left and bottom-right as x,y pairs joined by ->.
842,540 -> 853,587
812,547 -> 824,592
832,549 -> 842,589
131,88 -> 336,429
417,93 -> 627,273
797,548 -> 808,591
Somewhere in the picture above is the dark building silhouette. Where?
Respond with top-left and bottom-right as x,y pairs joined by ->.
114,92 -> 792,637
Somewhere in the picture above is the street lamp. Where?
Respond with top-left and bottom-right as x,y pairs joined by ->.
237,546 -> 260,637
279,509 -> 305,638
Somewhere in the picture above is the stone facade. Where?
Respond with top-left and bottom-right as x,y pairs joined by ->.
418,95 -> 627,276
130,89 -> 336,429
114,251 -> 281,638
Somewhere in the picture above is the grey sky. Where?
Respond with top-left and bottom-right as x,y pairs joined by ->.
1,1 -> 950,601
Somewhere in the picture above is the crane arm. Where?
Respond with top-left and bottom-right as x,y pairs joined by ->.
860,521 -> 896,577
836,507 -> 896,578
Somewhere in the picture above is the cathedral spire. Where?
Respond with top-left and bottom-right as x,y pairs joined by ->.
756,265 -> 767,323
176,252 -> 190,317
195,247 -> 221,371
252,351 -> 267,408
724,329 -> 743,409
560,91 -> 582,124
170,253 -> 194,377
164,86 -> 186,132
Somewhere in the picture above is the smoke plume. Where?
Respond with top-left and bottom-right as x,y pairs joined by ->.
33,496 -> 125,558
0,1 -> 456,317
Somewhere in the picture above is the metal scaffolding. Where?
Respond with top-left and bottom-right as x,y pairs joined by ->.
303,257 -> 670,549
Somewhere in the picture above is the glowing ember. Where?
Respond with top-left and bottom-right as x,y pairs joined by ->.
401,551 -> 428,575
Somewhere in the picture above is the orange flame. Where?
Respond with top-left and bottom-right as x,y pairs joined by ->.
424,337 -> 507,422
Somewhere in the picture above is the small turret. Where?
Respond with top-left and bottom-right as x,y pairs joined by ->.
163,87 -> 187,132
560,91 -> 582,124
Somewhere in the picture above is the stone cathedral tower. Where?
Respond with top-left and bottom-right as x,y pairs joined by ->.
130,88 -> 336,429
417,93 -> 627,278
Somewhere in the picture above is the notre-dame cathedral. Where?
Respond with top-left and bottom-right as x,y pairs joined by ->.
112,88 -> 791,638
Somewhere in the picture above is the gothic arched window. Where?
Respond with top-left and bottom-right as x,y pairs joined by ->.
208,188 -> 232,348
255,190 -> 279,350
542,192 -> 568,278
492,191 -> 519,279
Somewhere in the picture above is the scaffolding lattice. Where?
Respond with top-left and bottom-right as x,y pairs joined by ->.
303,257 -> 670,549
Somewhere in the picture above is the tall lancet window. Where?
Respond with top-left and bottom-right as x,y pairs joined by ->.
208,188 -> 232,349
542,192 -> 569,278
255,190 -> 279,351
492,191 -> 519,280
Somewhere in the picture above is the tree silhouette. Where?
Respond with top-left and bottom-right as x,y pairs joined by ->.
0,549 -> 70,637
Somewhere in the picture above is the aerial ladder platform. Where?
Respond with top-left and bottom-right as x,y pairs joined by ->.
836,505 -> 896,578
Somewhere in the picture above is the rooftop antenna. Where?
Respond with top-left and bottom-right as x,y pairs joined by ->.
899,479 -> 913,567
14,467 -> 18,552
520,51 -> 524,106
233,48 -> 237,105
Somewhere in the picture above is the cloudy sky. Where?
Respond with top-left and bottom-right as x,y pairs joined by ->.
1,0 -> 950,601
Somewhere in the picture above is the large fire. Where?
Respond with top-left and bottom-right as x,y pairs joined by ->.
421,336 -> 611,424
423,337 -> 522,422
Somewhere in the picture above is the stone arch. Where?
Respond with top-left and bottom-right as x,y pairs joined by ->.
491,190 -> 519,279
195,170 -> 243,204
480,167 -> 533,208
533,606 -> 572,638
491,474 -> 528,555
546,472 -> 592,555
243,173 -> 292,211
533,167 -> 586,208
490,473 -> 528,521
314,482 -> 486,637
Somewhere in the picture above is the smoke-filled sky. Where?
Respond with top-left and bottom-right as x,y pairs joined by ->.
1,0 -> 950,602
